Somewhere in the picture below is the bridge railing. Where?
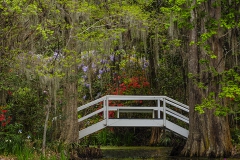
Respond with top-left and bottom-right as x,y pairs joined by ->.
77,95 -> 189,131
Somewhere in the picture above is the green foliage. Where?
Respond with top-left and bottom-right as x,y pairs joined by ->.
160,0 -> 191,29
83,128 -> 135,146
195,68 -> 240,116
200,31 -> 217,43
195,92 -> 229,116
0,123 -> 24,154
16,146 -> 35,160
10,87 -> 45,137
231,128 -> 240,145
220,68 -> 240,102
159,132 -> 173,147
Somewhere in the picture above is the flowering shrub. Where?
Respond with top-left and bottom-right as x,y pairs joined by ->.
109,75 -> 150,96
0,107 -> 25,154
97,74 -> 151,118
0,107 -> 12,128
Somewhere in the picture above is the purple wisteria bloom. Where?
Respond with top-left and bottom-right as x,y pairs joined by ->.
53,51 -> 58,57
143,61 -> 149,68
82,75 -> 87,80
82,66 -> 88,72
83,95 -> 86,100
110,55 -> 114,61
52,50 -> 64,60
84,83 -> 90,88
100,59 -> 107,64
78,63 -> 83,70
92,63 -> 96,69
99,69 -> 104,74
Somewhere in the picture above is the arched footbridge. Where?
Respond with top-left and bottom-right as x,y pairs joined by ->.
78,95 -> 189,139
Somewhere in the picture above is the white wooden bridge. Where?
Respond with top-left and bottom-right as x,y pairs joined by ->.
78,95 -> 189,139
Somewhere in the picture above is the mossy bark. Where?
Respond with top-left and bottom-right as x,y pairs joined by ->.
59,0 -> 80,144
60,69 -> 79,144
181,0 -> 233,157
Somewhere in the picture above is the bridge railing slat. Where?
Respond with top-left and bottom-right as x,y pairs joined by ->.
165,97 -> 189,110
165,100 -> 189,112
78,108 -> 104,122
165,108 -> 189,123
77,96 -> 106,111
108,106 -> 157,110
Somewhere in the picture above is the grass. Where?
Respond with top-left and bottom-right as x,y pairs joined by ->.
0,146 -> 69,160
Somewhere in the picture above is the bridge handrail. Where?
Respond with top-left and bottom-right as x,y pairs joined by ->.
78,108 -> 104,122
165,97 -> 189,110
77,95 -> 189,111
165,108 -> 189,123
107,95 -> 164,100
107,95 -> 188,112
77,96 -> 106,112
165,100 -> 189,112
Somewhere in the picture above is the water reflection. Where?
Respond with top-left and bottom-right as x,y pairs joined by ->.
100,146 -> 237,160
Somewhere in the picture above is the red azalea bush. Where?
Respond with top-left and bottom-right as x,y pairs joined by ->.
98,73 -> 151,118
0,108 -> 12,128
109,75 -> 150,96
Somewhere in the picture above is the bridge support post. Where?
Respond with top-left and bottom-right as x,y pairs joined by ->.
105,97 -> 109,126
103,98 -> 107,126
157,98 -> 160,119
163,98 -> 166,127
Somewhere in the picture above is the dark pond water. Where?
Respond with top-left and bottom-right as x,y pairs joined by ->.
100,146 -> 238,160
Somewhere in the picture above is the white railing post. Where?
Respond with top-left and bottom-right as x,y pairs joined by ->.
157,98 -> 160,119
163,97 -> 166,126
103,99 -> 106,120
106,96 -> 109,126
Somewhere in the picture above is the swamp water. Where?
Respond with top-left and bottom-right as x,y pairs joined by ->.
100,146 -> 238,160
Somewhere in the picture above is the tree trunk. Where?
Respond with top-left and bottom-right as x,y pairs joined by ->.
148,34 -> 164,145
149,127 -> 163,145
42,89 -> 51,155
59,0 -> 79,144
60,70 -> 79,144
0,90 -> 6,105
181,0 -> 232,157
